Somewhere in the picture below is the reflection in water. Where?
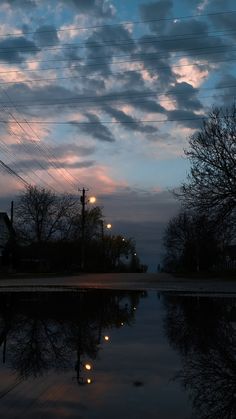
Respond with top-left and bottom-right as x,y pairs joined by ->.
0,290 -> 146,384
163,295 -> 236,419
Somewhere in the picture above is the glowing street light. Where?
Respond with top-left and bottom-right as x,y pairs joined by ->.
87,378 -> 92,384
106,223 -> 112,229
89,196 -> 96,204
84,363 -> 92,371
104,335 -> 110,342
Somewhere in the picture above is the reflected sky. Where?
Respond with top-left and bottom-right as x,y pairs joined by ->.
0,290 -> 235,418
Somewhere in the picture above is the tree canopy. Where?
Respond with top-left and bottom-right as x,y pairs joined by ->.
177,105 -> 236,224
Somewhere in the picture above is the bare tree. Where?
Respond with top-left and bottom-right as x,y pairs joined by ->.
163,211 -> 225,272
15,185 -> 78,243
177,105 -> 236,224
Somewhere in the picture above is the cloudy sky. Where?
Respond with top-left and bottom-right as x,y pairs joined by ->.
0,0 -> 235,270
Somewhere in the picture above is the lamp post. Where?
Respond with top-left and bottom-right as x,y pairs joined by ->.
100,220 -> 112,272
79,188 -> 96,271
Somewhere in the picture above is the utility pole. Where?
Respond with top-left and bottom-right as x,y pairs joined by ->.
79,188 -> 88,271
10,201 -> 14,226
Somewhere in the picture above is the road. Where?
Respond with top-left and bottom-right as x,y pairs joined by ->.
0,272 -> 236,294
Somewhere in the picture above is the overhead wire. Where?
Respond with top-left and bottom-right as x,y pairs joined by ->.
0,84 -> 235,108
0,9 -> 236,38
0,30 -> 235,67
0,115 -> 60,192
0,54 -> 235,86
0,9 -> 235,193
0,136 -> 56,188
0,89 -> 85,191
0,159 -> 29,187
0,29 -> 234,54
0,92 -> 233,114
0,41 -> 234,74
0,116 -> 214,125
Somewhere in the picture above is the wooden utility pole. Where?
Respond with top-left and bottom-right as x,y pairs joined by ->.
80,188 -> 87,271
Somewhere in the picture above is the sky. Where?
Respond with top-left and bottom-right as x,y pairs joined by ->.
0,0 -> 235,271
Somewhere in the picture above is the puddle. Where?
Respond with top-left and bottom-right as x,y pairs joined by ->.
0,290 -> 235,418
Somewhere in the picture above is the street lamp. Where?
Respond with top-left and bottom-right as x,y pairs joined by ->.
89,196 -> 96,204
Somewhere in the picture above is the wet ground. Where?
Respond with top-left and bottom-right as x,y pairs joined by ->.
0,272 -> 236,294
0,289 -> 235,418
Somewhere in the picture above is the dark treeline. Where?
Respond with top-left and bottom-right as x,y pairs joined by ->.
3,185 -> 147,273
0,290 -> 145,383
162,105 -> 236,273
163,295 -> 236,418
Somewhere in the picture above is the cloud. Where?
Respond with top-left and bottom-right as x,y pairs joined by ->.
62,0 -> 115,18
167,109 -> 204,129
214,74 -> 236,106
2,0 -> 36,7
10,142 -> 95,158
103,105 -> 158,133
34,25 -> 60,46
82,24 -> 136,77
71,113 -> 115,142
0,36 -> 40,63
168,82 -> 203,110
2,0 -> 115,17
173,58 -> 210,88
209,12 -> 236,39
161,19 -> 231,61
140,0 -> 173,32
12,158 -> 95,171
4,83 -> 83,117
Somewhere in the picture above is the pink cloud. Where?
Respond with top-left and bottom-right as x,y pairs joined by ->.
173,58 -> 209,88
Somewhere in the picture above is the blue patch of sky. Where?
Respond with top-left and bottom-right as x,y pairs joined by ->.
105,153 -> 189,189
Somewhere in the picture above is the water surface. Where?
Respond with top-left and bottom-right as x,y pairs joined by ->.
0,290 -> 235,418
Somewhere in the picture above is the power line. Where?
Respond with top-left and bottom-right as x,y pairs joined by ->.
1,84 -> 236,108
0,29 -> 233,54
1,92 -> 233,113
0,38 -> 235,67
0,94 -> 81,192
0,9 -> 236,38
0,41 -> 234,74
0,117 -> 61,192
0,159 -> 29,187
0,116 -> 209,125
0,137 -> 57,189
0,54 -> 235,86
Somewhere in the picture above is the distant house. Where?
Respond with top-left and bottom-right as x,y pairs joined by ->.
0,212 -> 14,265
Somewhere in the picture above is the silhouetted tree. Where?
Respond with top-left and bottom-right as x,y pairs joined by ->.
15,185 -> 78,243
163,211 -> 224,272
177,105 -> 236,228
69,206 -> 103,241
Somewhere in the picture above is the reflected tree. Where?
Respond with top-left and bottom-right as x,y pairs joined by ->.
0,290 -> 144,382
163,295 -> 236,418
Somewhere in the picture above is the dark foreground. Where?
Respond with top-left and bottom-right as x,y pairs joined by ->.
0,289 -> 235,418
